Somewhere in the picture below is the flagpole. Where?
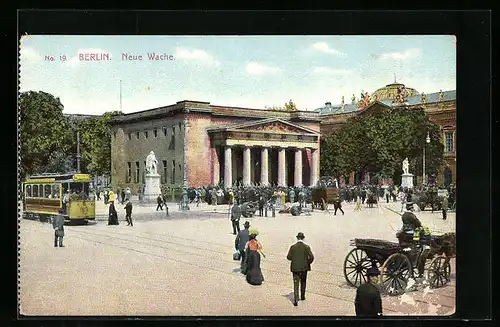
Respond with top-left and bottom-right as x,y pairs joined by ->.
119,79 -> 122,110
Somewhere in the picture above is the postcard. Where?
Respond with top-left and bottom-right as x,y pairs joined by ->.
18,35 -> 456,316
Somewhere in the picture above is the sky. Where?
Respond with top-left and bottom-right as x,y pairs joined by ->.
19,35 -> 456,115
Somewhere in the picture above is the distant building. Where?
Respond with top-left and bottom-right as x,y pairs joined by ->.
109,101 -> 321,192
315,82 -> 456,187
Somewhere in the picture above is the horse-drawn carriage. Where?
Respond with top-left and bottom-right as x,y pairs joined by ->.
343,229 -> 455,296
412,187 -> 444,211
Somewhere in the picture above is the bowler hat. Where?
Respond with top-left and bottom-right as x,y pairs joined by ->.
244,221 -> 250,227
296,232 -> 305,239
366,267 -> 380,277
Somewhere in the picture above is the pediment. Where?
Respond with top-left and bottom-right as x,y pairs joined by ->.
225,118 -> 319,135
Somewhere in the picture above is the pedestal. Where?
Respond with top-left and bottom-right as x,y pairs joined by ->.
401,173 -> 414,189
143,174 -> 162,201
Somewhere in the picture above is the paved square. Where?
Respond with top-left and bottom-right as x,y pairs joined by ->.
19,199 -> 455,316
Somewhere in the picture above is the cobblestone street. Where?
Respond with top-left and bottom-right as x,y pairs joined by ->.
19,199 -> 455,316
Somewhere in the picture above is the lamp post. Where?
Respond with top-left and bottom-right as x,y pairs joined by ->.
423,132 -> 430,185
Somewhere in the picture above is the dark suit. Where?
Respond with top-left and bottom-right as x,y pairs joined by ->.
52,213 -> 65,247
125,202 -> 133,226
235,228 -> 250,271
287,240 -> 314,302
231,205 -> 242,234
355,282 -> 383,317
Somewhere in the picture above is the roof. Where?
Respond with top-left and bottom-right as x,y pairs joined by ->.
206,117 -> 320,135
315,89 -> 456,116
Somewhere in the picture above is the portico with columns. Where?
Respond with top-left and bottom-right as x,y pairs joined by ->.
208,118 -> 321,188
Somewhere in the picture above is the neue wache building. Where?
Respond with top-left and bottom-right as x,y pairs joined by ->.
110,101 -> 322,191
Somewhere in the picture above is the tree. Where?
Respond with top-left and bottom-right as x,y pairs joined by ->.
320,105 -> 444,183
266,99 -> 298,111
19,91 -> 70,178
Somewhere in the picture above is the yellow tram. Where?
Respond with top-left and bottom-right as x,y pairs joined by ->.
22,173 -> 96,223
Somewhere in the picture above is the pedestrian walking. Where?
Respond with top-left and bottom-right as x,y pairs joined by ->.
52,209 -> 65,247
230,203 -> 242,235
333,198 -> 344,215
442,196 -> 448,220
108,201 -> 119,225
235,221 -> 251,273
125,200 -> 133,226
286,232 -> 314,306
258,196 -> 265,217
156,195 -> 164,211
244,229 -> 264,285
354,267 -> 383,317
121,189 -> 126,204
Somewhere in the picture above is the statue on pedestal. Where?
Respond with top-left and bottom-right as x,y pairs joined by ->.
146,151 -> 158,175
402,158 -> 410,175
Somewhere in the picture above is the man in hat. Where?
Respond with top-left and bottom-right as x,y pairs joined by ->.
286,232 -> 315,306
235,221 -> 251,273
52,208 -> 65,247
125,200 -> 133,226
354,267 -> 383,317
230,203 -> 242,235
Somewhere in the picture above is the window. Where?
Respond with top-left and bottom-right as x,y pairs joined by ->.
127,162 -> 132,183
163,127 -> 167,136
171,160 -> 176,184
52,184 -> 60,199
128,133 -> 132,140
178,122 -> 182,131
135,162 -> 140,183
25,185 -> 32,197
445,132 -> 454,152
136,131 -> 140,140
33,185 -> 39,197
154,128 -> 158,138
163,160 -> 167,183
170,126 -> 176,150
44,185 -> 52,198
144,131 -> 148,139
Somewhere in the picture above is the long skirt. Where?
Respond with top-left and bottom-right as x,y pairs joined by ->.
245,250 -> 264,285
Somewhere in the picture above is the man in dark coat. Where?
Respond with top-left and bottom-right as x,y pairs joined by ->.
286,232 -> 314,306
156,195 -> 164,211
355,267 -> 383,317
52,209 -> 65,247
121,189 -> 126,204
125,200 -> 133,226
230,204 -> 242,235
235,221 -> 251,272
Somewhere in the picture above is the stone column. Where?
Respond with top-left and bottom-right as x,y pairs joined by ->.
294,148 -> 303,186
261,147 -> 269,186
310,148 -> 319,187
243,146 -> 251,186
224,146 -> 232,189
278,148 -> 286,187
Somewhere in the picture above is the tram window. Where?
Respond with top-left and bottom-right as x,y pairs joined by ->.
26,185 -> 32,197
44,185 -> 52,198
70,182 -> 83,194
52,185 -> 60,199
32,185 -> 39,197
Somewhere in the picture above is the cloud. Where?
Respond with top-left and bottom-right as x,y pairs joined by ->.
378,48 -> 421,60
19,46 -> 42,64
312,42 -> 345,56
312,67 -> 353,75
64,48 -> 112,68
175,47 -> 220,66
245,62 -> 281,75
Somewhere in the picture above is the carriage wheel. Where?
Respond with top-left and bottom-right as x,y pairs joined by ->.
343,248 -> 375,287
427,256 -> 451,288
379,253 -> 412,296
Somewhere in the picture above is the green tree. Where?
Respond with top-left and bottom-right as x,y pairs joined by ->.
266,99 -> 298,111
19,91 -> 70,178
320,106 -> 444,183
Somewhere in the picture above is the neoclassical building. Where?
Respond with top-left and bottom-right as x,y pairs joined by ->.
109,101 -> 321,190
315,82 -> 456,187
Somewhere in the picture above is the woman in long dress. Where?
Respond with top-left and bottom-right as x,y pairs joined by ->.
244,230 -> 264,285
108,201 -> 119,225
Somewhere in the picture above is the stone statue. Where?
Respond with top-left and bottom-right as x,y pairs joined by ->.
351,94 -> 356,105
402,158 -> 410,175
146,151 -> 158,175
421,92 -> 427,104
439,90 -> 444,102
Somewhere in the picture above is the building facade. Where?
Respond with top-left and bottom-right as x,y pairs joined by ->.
315,82 -> 456,187
110,101 -> 321,192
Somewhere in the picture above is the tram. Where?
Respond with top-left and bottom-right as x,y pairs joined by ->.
22,173 -> 96,223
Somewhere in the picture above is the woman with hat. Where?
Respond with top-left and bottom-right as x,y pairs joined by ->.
354,266 -> 383,317
244,229 -> 264,285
